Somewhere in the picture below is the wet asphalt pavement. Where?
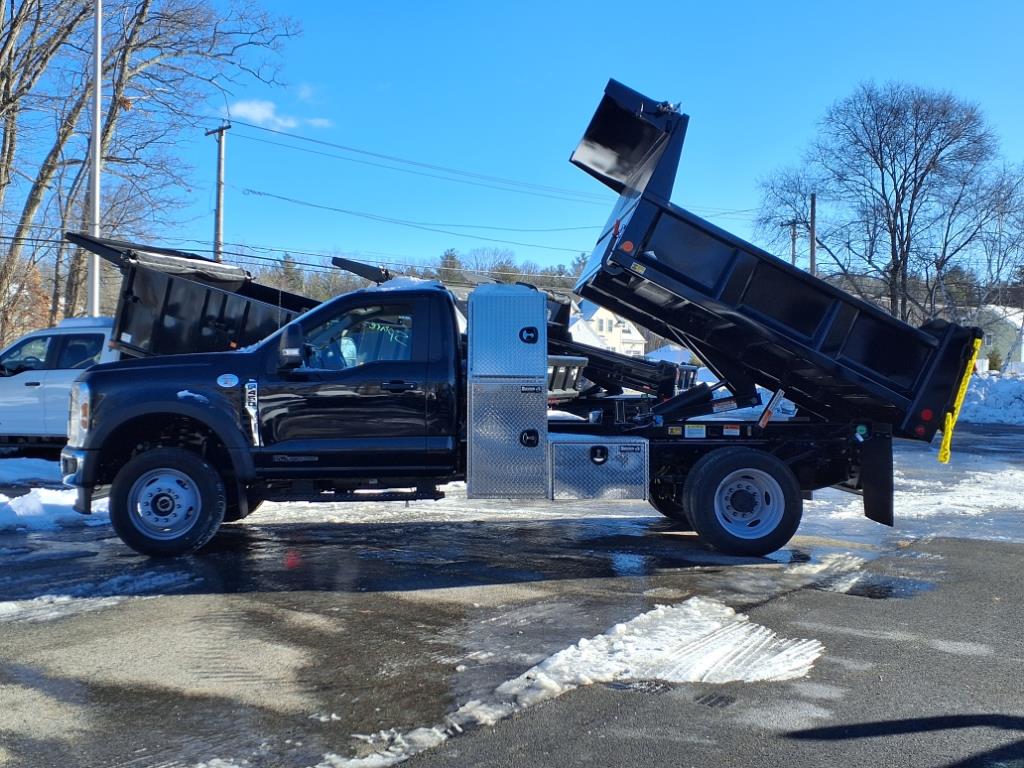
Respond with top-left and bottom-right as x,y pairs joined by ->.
1,425 -> 1023,768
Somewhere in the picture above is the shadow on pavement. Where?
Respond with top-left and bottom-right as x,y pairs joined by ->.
787,714 -> 1024,768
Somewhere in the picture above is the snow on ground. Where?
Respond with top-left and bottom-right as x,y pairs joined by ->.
0,569 -> 201,623
0,487 -> 109,532
0,457 -> 61,485
315,597 -> 823,768
960,371 -> 1024,425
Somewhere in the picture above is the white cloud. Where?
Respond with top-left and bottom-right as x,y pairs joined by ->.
226,99 -> 331,131
227,99 -> 297,130
296,83 -> 315,102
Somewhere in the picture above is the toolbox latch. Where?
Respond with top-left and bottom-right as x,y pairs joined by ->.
520,429 -> 540,448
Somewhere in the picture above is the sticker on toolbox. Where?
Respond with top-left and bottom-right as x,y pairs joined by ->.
723,424 -> 741,437
668,426 -> 682,436
684,424 -> 706,438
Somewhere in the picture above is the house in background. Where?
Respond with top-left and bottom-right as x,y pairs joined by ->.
568,314 -> 608,348
577,300 -> 645,356
973,305 -> 1024,373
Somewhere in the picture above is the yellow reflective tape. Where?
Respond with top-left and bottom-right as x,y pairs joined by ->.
938,337 -> 982,464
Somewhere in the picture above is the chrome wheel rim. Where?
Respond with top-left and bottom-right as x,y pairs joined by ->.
128,468 -> 202,540
713,468 -> 784,540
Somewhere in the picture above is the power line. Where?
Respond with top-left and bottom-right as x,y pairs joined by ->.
224,118 -> 610,201
239,187 -> 587,254
230,132 -> 608,207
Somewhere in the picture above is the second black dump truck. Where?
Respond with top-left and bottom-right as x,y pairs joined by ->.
62,80 -> 982,558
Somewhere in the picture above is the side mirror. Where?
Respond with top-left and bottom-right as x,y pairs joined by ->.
278,324 -> 306,370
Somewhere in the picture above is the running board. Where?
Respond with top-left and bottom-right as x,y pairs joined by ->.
263,488 -> 446,504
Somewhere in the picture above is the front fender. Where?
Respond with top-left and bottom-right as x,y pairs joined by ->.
86,394 -> 255,480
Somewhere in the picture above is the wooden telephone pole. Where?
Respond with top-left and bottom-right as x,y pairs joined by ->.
206,123 -> 231,262
809,192 -> 817,276
780,220 -> 798,265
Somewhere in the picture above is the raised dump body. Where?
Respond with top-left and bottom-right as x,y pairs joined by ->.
68,233 -> 319,358
572,80 -> 981,442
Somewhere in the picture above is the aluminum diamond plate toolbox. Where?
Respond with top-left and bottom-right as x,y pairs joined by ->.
548,433 -> 649,500
468,284 -> 548,378
467,378 -> 548,499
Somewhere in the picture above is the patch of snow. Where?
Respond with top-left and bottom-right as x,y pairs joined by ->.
821,465 -> 1024,521
960,371 -> 1024,425
646,343 -> 691,365
547,409 -> 585,422
309,712 -> 343,722
177,389 -> 210,404
316,597 -> 822,767
0,569 -> 200,623
361,277 -> 442,293
0,488 -> 109,532
0,457 -> 62,485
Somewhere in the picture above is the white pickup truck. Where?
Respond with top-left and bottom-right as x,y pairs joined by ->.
0,317 -> 117,453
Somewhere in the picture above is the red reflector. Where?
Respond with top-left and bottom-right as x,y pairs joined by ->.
920,408 -> 933,421
914,425 -> 926,436
621,240 -> 634,253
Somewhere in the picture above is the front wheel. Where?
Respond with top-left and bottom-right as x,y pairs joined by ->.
683,448 -> 801,557
109,447 -> 226,556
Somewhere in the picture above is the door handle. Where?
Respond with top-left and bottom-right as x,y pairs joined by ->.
24,381 -> 41,387
381,380 -> 417,392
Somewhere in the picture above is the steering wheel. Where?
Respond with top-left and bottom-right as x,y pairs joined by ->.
20,356 -> 42,368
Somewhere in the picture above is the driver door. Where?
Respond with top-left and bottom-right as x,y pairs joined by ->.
0,334 -> 56,437
257,297 -> 430,475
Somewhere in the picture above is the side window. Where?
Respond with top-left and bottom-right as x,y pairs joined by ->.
0,335 -> 54,374
303,304 -> 414,371
56,334 -> 105,369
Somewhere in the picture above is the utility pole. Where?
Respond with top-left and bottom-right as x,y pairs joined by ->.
206,122 -> 230,262
780,220 -> 798,266
87,0 -> 102,316
809,192 -> 817,276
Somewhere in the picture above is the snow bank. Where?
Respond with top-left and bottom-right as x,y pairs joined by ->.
0,488 -> 108,532
318,597 -> 822,767
960,371 -> 1024,425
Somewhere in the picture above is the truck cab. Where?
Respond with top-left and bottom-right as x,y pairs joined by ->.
61,283 -> 466,554
0,317 -> 117,451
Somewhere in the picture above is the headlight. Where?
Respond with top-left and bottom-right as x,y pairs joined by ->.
68,381 -> 91,447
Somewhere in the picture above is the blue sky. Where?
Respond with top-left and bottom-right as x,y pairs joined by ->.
171,0 -> 1024,275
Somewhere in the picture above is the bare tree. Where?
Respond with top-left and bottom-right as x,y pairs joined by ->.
758,82 -> 1020,323
0,0 -> 295,341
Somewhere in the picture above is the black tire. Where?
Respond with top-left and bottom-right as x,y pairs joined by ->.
683,447 -> 801,557
109,447 -> 226,556
648,479 -> 693,529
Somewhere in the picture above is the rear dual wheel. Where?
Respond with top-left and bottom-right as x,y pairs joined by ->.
683,448 -> 802,557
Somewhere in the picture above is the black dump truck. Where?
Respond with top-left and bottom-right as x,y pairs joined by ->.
62,80 -> 981,558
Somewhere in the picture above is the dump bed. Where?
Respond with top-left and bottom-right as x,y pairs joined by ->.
572,80 -> 982,441
68,233 -> 319,358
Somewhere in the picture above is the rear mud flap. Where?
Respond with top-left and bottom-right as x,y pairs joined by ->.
861,432 -> 894,526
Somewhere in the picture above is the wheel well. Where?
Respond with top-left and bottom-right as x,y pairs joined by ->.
95,414 -> 233,485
